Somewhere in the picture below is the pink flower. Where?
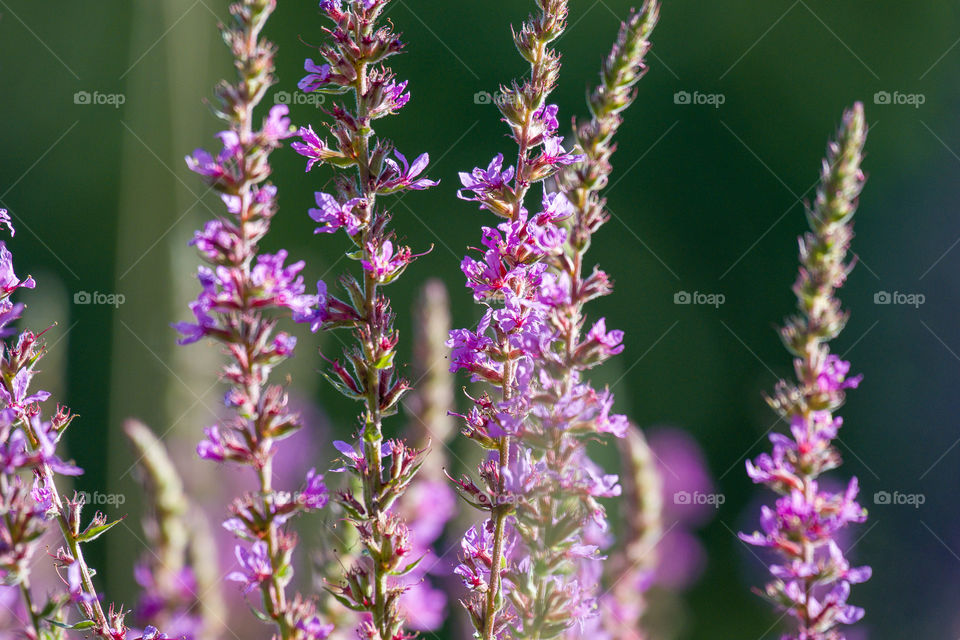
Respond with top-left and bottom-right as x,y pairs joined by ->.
309,193 -> 366,235
298,59 -> 331,93
227,542 -> 272,594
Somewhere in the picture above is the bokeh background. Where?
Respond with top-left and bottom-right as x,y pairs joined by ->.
1,0 -> 958,637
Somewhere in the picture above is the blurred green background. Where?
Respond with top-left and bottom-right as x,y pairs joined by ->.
1,0 -> 958,637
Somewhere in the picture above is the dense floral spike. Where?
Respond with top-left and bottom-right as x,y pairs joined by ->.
448,2 -> 658,639
291,2 -> 437,638
177,3 -> 332,640
447,1 -> 576,636
740,104 -> 871,640
0,217 -> 141,640
507,4 -> 660,638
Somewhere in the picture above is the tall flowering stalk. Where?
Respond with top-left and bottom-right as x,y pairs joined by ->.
447,0 -> 652,637
740,104 -> 872,638
0,211 -> 132,640
176,3 -> 332,640
290,2 -> 437,638
449,3 -> 658,638
508,4 -> 659,637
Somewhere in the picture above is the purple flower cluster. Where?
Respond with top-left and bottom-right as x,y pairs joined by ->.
740,104 -> 871,639
446,1 -> 669,638
448,3 -> 665,638
0,215 -> 136,640
289,1 -> 437,638
177,3 -> 332,639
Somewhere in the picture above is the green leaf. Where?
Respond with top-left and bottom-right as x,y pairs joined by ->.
47,619 -> 95,630
77,517 -> 124,543
248,606 -> 273,624
323,587 -> 368,613
373,351 -> 395,370
389,554 -> 425,577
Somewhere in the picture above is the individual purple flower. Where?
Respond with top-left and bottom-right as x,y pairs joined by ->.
196,426 -> 231,462
0,243 -> 35,295
379,80 -> 410,116
190,220 -> 238,263
291,126 -> 333,172
331,439 -> 393,473
261,104 -> 294,144
66,561 -> 95,604
30,479 -> 53,517
0,209 -> 12,236
539,136 -> 584,168
380,151 -> 439,193
584,318 -> 625,357
457,154 -> 515,202
298,59 -> 332,93
817,354 -> 863,393
360,240 -> 420,283
300,468 -> 328,510
249,250 -> 316,316
296,616 -> 334,640
227,542 -> 272,595
185,131 -> 242,182
533,103 -> 559,135
309,193 -> 366,235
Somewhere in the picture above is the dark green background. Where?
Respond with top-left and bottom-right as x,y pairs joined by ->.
1,1 -> 958,637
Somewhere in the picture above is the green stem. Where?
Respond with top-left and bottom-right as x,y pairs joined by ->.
352,55 -> 392,638
22,421 -> 112,637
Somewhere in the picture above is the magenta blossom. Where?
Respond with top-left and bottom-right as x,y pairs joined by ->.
309,193 -> 366,235
227,542 -> 272,595
380,150 -> 438,193
299,58 -> 332,93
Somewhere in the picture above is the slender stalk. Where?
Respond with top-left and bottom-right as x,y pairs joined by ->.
290,3 -> 438,636
20,418 -> 112,636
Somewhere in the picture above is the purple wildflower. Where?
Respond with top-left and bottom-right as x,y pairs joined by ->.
300,468 -> 329,510
740,104 -> 870,639
227,542 -> 272,595
298,59 -> 332,93
309,193 -> 366,235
